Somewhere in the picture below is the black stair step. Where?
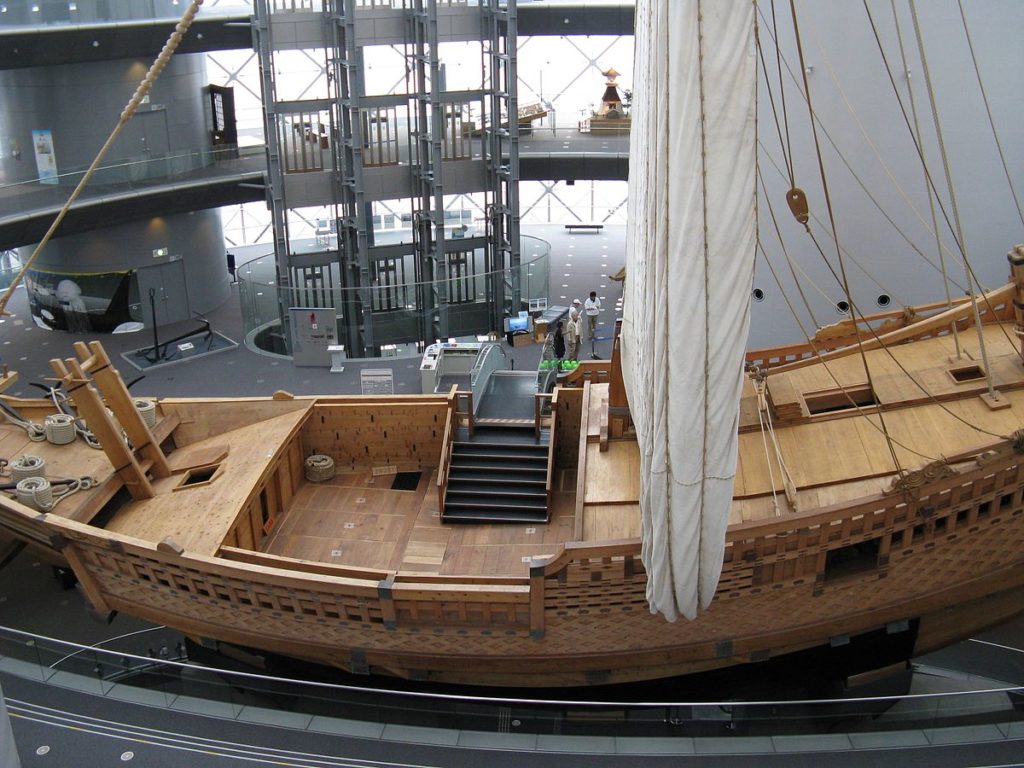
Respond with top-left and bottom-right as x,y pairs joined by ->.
453,445 -> 548,460
446,483 -> 547,499
449,469 -> 547,485
445,497 -> 547,512
449,456 -> 547,472
454,437 -> 549,450
442,506 -> 549,524
455,426 -> 550,445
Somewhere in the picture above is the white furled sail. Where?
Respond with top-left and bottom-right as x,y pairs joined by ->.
621,0 -> 757,621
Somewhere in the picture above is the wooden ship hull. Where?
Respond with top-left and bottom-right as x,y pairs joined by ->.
1,276 -> 1024,687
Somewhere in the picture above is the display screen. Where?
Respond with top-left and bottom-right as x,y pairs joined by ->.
507,315 -> 529,333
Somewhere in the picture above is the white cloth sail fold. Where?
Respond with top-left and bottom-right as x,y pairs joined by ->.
621,0 -> 757,621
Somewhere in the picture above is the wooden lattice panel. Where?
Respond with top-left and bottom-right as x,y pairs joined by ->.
301,402 -> 447,471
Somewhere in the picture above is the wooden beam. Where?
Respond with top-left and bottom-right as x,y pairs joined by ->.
75,341 -> 171,478
50,357 -> 154,500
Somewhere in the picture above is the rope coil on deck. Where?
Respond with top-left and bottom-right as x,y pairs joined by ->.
44,413 -> 77,445
10,454 -> 45,483
134,399 -> 157,429
15,477 -> 52,512
304,454 -> 336,483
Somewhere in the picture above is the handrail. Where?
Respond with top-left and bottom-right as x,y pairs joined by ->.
469,341 -> 506,388
533,391 -> 553,439
561,359 -> 612,386
436,387 -> 458,516
544,390 -> 559,510
749,284 -> 1013,373
3,622 -> 1021,712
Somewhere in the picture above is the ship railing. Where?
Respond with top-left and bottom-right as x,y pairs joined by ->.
3,623 -> 1022,739
746,286 -> 1013,371
560,359 -> 612,385
437,386 -> 459,514
543,391 -> 559,510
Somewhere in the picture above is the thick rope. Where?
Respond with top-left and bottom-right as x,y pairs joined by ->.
0,0 -> 205,317
755,11 -> 968,298
788,0 -> 905,481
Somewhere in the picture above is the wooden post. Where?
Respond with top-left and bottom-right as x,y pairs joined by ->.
50,357 -> 154,500
74,341 -> 171,478
528,561 -> 546,638
1008,245 -> 1024,363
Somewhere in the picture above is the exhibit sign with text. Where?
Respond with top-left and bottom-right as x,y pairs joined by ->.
290,307 -> 338,366
32,129 -> 58,184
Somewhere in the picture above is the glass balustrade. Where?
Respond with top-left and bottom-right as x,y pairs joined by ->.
237,235 -> 550,360
1,623 -> 1021,740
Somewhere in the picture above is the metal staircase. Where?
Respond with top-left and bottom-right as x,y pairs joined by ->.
442,425 -> 549,523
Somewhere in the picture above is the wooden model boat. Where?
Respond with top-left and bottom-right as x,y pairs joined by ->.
0,273 -> 1023,687
1,1 -> 1022,688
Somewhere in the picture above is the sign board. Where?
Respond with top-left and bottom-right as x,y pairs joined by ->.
360,368 -> 394,395
289,307 -> 338,367
32,129 -> 58,184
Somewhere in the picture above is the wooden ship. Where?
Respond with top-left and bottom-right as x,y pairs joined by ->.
0,271 -> 1023,686
1,0 -> 1023,689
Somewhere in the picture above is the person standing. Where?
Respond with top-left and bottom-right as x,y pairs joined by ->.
566,307 -> 582,361
584,290 -> 602,341
552,320 -> 566,369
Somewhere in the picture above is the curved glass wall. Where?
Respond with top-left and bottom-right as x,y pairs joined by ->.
238,235 -> 551,360
1,624 -> 1021,743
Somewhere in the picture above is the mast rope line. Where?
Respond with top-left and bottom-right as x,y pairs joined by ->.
755,232 -> 939,464
760,164 -> 1011,445
861,0 -> 1015,362
755,13 -> 794,192
888,0 -> 961,359
756,6 -> 971,294
957,0 -> 1024,229
0,0 -> 205,317
907,0 -> 995,399
695,0 -> 715,596
788,0 -> 905,481
758,234 -> 1010,448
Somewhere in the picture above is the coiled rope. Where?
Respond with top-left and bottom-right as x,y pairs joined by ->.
44,413 -> 77,445
304,454 -> 336,483
13,475 -> 96,512
10,455 -> 46,483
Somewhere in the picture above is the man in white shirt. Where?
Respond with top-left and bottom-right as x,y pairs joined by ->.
567,304 -> 582,360
583,291 -> 602,340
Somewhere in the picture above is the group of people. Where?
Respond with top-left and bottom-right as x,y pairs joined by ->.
551,291 -> 602,365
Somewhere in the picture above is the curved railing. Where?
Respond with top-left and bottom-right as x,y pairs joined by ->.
1,623 -> 1021,740
237,236 -> 551,360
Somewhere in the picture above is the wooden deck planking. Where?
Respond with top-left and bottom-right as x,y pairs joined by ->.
582,503 -> 640,540
105,408 -> 309,555
583,440 -> 640,504
260,466 -> 579,578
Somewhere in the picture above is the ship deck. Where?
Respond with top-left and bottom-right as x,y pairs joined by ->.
3,320 -> 1023,579
261,468 -> 578,577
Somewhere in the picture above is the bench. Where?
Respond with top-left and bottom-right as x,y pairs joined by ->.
564,223 -> 604,233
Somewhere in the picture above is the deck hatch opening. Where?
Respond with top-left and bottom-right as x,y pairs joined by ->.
805,384 -> 878,415
948,364 -> 985,383
825,538 -> 881,582
392,471 -> 421,491
176,464 -> 221,489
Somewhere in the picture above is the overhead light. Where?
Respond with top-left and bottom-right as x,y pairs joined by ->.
68,2 -> 77,9
92,40 -> 99,47
31,4 -> 40,11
